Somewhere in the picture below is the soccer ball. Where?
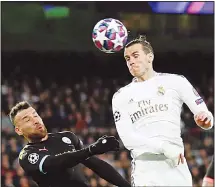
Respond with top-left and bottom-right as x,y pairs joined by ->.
92,18 -> 128,53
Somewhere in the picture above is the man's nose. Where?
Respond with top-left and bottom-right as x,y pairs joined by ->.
33,119 -> 39,125
129,58 -> 135,66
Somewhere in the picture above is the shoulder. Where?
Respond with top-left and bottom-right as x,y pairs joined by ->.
48,131 -> 77,139
18,144 -> 38,161
19,145 -> 29,161
157,73 -> 188,84
54,131 -> 76,136
112,82 -> 133,103
157,72 -> 186,79
18,144 -> 49,173
54,131 -> 80,145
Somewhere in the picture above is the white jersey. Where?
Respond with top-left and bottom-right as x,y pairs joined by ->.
112,73 -> 213,159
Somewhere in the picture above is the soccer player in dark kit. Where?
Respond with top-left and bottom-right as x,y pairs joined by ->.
9,101 -> 131,187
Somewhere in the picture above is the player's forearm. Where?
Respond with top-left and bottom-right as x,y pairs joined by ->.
83,156 -> 131,187
43,148 -> 92,172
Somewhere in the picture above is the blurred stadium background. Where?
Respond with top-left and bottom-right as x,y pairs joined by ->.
1,1 -> 214,187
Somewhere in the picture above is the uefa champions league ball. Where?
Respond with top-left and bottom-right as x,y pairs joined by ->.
92,18 -> 128,53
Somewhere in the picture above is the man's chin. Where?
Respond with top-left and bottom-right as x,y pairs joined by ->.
28,132 -> 47,141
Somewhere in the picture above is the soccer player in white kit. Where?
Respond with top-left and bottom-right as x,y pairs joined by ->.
112,35 -> 214,186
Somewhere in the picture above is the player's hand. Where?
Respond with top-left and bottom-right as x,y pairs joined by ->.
88,136 -> 120,155
161,141 -> 184,167
194,111 -> 213,129
177,153 -> 185,165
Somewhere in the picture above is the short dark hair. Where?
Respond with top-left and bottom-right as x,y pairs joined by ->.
125,35 -> 154,54
9,101 -> 31,125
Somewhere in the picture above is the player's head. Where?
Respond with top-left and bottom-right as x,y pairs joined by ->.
9,101 -> 47,142
124,35 -> 154,77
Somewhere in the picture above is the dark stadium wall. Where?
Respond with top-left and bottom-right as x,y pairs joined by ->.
1,2 -> 214,53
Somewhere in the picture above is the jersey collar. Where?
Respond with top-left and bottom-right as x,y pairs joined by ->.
132,72 -> 160,83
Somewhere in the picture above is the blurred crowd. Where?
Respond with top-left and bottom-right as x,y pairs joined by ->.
1,73 -> 214,187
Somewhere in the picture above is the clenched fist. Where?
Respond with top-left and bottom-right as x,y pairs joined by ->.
88,136 -> 120,155
194,111 -> 213,130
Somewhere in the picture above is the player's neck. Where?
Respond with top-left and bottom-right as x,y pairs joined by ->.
41,134 -> 49,141
137,70 -> 156,82
28,134 -> 49,143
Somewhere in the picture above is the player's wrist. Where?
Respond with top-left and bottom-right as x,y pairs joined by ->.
85,145 -> 95,156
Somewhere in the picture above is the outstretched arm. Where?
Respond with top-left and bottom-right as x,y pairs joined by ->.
73,134 -> 131,187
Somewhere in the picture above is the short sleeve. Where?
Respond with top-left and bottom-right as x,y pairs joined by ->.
19,147 -> 50,175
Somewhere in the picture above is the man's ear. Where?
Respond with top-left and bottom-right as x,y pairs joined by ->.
148,53 -> 154,63
15,126 -> 23,136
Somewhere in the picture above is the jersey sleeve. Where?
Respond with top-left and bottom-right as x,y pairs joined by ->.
176,76 -> 208,114
19,146 -> 50,175
176,76 -> 213,125
112,92 -> 162,152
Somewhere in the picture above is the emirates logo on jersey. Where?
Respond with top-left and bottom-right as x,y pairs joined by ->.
129,99 -> 169,123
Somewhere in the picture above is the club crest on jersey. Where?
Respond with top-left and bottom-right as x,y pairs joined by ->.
62,137 -> 72,144
157,86 -> 165,96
